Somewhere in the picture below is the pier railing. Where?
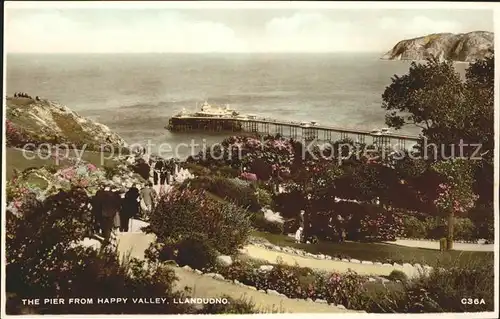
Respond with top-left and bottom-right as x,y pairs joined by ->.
167,115 -> 421,149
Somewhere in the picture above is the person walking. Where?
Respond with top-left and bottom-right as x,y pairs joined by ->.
99,187 -> 122,246
91,187 -> 106,235
296,210 -> 305,243
153,160 -> 164,186
337,214 -> 346,243
139,181 -> 157,221
160,159 -> 170,186
120,184 -> 140,232
112,188 -> 122,231
135,158 -> 151,181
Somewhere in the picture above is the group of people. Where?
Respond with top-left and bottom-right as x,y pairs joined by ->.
294,211 -> 347,244
152,158 -> 176,186
91,182 -> 158,245
14,92 -> 40,100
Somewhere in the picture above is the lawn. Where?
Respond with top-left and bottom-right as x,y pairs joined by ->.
5,147 -> 119,180
252,231 -> 494,268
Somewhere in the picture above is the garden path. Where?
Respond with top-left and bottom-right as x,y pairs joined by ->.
116,232 -> 359,313
119,222 -> 412,279
382,239 -> 494,252
238,244 -> 419,278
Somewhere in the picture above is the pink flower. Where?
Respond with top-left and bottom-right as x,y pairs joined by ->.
78,179 -> 89,187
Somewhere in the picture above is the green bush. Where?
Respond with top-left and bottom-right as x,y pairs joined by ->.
251,211 -> 283,234
144,188 -> 252,268
401,215 -> 427,238
183,176 -> 261,211
174,237 -> 218,270
256,187 -> 273,208
215,166 -> 240,178
182,163 -> 211,176
469,205 -> 494,241
453,218 -> 476,242
366,261 -> 494,313
400,216 -> 477,242
102,164 -> 121,179
388,270 -> 408,282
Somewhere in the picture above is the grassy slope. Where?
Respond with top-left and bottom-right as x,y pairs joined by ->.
253,231 -> 493,268
5,147 -> 118,180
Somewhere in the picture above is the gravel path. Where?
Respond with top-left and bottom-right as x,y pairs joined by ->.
115,233 -> 359,313
383,239 -> 494,252
239,245 -> 417,277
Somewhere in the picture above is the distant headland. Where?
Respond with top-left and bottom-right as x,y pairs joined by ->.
382,31 -> 494,62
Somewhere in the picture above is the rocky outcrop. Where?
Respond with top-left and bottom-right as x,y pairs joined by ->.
6,96 -> 126,149
382,31 -> 494,62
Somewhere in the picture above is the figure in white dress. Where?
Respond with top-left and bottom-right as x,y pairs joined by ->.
295,227 -> 303,243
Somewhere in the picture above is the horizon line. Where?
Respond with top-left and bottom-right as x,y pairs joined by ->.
6,51 -> 387,55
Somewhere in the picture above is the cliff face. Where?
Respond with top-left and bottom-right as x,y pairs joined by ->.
382,31 -> 494,62
6,96 -> 127,149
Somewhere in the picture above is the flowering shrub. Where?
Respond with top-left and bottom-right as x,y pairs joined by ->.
217,261 -> 368,306
432,160 -> 478,247
55,164 -> 107,194
261,264 -> 309,298
322,270 -> 367,307
6,188 -> 93,296
144,188 -> 252,268
434,183 -> 477,215
5,120 -> 34,147
193,135 -> 294,180
358,209 -> 405,241
215,258 -> 493,313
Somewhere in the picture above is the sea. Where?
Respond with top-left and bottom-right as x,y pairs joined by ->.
6,53 -> 468,158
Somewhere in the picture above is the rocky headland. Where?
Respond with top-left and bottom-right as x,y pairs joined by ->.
6,95 -> 126,149
382,31 -> 494,62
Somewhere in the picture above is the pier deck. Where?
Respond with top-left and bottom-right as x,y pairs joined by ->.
167,115 -> 420,149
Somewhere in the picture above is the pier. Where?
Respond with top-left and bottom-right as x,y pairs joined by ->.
167,115 -> 420,149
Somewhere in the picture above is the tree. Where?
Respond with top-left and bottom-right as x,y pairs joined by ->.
382,55 -> 494,161
432,159 -> 477,249
382,55 -> 494,245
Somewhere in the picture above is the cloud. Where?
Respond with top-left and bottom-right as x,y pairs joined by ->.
4,9 -> 488,53
5,10 -> 249,53
264,13 -> 355,52
380,16 -> 463,38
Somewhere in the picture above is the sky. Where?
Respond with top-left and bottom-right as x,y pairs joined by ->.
4,5 -> 495,53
